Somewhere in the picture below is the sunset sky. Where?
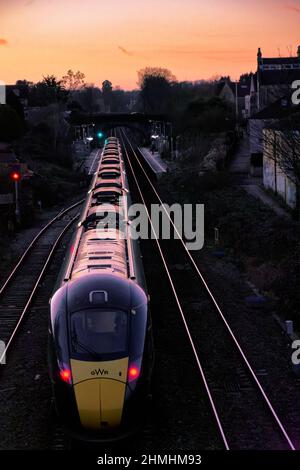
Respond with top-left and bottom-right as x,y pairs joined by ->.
0,0 -> 299,89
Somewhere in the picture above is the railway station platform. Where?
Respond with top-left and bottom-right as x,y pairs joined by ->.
138,147 -> 167,178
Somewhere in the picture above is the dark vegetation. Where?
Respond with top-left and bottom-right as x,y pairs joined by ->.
4,66 -> 297,327
0,74 -> 86,235
137,66 -> 299,326
161,168 -> 300,327
137,67 -> 235,135
1,68 -> 236,226
0,104 -> 24,141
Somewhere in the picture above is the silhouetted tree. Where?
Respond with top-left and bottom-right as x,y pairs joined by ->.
0,105 -> 23,141
77,86 -> 103,112
62,69 -> 86,91
137,67 -> 176,113
181,96 -> 234,133
102,80 -> 113,112
29,75 -> 68,106
6,89 -> 24,121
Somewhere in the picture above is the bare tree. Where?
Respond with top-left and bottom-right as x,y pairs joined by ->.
62,69 -> 86,91
263,112 -> 300,218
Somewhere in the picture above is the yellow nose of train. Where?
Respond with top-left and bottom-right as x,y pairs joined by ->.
70,357 -> 129,430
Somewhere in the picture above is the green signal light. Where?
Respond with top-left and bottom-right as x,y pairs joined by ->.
97,131 -> 104,139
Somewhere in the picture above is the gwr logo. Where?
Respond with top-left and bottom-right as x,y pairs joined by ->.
91,368 -> 109,376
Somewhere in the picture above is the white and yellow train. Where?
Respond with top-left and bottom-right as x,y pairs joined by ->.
48,136 -> 154,441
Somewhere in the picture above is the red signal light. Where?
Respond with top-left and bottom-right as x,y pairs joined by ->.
10,171 -> 21,182
59,368 -> 72,384
128,365 -> 139,381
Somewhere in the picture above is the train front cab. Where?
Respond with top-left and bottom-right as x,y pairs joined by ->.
49,273 -> 153,441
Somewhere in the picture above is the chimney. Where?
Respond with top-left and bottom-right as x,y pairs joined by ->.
257,47 -> 262,64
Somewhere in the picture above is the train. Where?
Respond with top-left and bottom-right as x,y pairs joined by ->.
48,136 -> 154,441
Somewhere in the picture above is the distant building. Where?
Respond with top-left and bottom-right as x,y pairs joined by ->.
217,75 -> 256,119
257,46 -> 300,111
249,94 -> 300,167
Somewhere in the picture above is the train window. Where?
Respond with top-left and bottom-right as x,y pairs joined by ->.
99,172 -> 120,179
102,160 -> 119,165
96,182 -> 122,189
70,309 -> 129,359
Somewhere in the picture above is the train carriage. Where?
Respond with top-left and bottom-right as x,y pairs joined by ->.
48,137 -> 153,441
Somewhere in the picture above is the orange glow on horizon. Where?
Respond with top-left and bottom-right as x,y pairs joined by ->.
0,0 -> 299,89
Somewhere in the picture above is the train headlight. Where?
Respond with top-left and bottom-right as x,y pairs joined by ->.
59,367 -> 72,384
128,365 -> 140,382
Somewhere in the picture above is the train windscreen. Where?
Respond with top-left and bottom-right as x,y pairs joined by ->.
70,309 -> 128,359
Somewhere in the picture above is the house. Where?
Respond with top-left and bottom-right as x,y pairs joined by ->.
217,75 -> 256,119
263,128 -> 299,209
256,46 -> 300,111
249,94 -> 300,175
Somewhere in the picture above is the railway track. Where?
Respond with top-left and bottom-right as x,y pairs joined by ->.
0,200 -> 83,364
118,129 -> 296,451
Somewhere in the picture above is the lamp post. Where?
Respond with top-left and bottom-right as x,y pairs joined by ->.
15,180 -> 20,222
175,135 -> 181,160
166,122 -> 174,159
235,81 -> 239,131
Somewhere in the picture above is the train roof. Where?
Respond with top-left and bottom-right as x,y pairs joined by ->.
98,169 -> 121,177
65,137 -> 137,285
101,157 -> 120,163
72,230 -> 128,279
92,187 -> 123,197
64,273 -> 147,313
94,181 -> 122,189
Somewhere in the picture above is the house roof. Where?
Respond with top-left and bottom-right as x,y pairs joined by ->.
217,78 -> 256,98
260,57 -> 299,65
251,94 -> 300,120
259,68 -> 300,86
231,82 -> 251,97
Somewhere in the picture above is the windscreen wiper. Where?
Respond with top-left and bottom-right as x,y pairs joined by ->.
71,333 -> 99,360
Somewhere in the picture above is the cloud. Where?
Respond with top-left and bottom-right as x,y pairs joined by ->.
285,4 -> 300,12
118,46 -> 134,56
0,38 -> 8,46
